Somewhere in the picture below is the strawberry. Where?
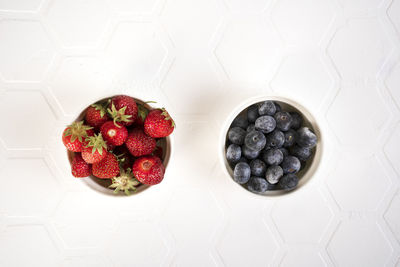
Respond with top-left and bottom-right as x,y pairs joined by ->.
114,145 -> 135,170
109,168 -> 140,195
108,95 -> 138,126
132,156 -> 165,185
85,104 -> 109,128
125,128 -> 156,157
81,133 -> 108,164
100,121 -> 128,146
92,152 -> 120,179
62,121 -> 94,152
153,146 -> 163,158
144,108 -> 175,138
71,153 -> 92,177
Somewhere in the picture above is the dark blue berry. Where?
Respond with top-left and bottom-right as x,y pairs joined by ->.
245,130 -> 266,151
255,115 -> 276,134
281,156 -> 301,174
250,159 -> 267,177
246,124 -> 256,132
274,111 -> 292,131
278,174 -> 299,190
238,157 -> 248,164
226,144 -> 241,164
290,145 -> 312,161
279,147 -> 289,157
242,145 -> 260,160
297,127 -> 317,148
265,165 -> 283,184
290,112 -> 303,130
274,102 -> 281,112
258,101 -> 276,116
247,104 -> 259,123
228,127 -> 246,145
247,177 -> 271,193
283,129 -> 297,148
266,130 -> 285,148
231,113 -> 249,129
233,162 -> 251,184
262,148 -> 284,165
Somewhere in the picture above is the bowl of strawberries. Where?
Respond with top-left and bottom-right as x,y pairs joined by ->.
62,95 -> 175,195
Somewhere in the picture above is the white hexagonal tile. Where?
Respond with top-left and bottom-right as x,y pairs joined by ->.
50,57 -> 111,116
64,255 -> 112,267
0,20 -> 55,81
0,91 -> 56,149
0,0 -> 42,11
327,220 -> 392,266
224,0 -> 270,13
271,51 -> 334,112
215,16 -> 281,83
52,191 -> 117,249
107,0 -> 159,14
103,22 -> 167,83
45,0 -> 111,47
385,123 -> 400,176
386,63 -> 400,109
337,0 -> 384,13
326,84 -> 391,146
271,0 -> 335,44
326,154 -> 391,211
271,190 -> 333,243
389,0 -> 400,35
328,18 -> 393,83
0,225 -> 62,266
384,192 -> 400,244
280,247 -> 325,267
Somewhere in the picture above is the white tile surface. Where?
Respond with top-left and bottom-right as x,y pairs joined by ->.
0,0 -> 399,266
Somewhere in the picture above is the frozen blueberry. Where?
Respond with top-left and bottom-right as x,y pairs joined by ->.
281,156 -> 301,174
266,130 -> 285,148
226,144 -> 241,164
231,113 -> 249,129
278,174 -> 299,190
228,127 -> 246,145
283,129 -> 297,148
242,145 -> 261,160
265,165 -> 283,184
233,162 -> 251,184
245,130 -> 266,151
246,124 -> 256,132
247,104 -> 259,123
279,147 -> 289,157
258,101 -> 276,116
255,115 -> 276,134
247,177 -> 273,193
274,111 -> 292,131
297,127 -> 317,148
250,159 -> 267,177
262,148 -> 284,166
290,145 -> 312,161
290,112 -> 303,130
274,102 -> 281,112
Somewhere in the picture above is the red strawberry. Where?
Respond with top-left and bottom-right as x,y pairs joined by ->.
81,133 -> 108,164
132,156 -> 165,185
62,121 -> 94,152
108,95 -> 138,126
92,152 -> 120,179
71,153 -> 92,178
109,168 -> 140,195
144,108 -> 175,138
114,145 -> 135,170
85,104 -> 109,128
125,128 -> 156,157
153,146 -> 163,158
100,121 -> 128,146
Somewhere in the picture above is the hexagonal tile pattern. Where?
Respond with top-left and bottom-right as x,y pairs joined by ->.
385,123 -> 400,176
271,190 -> 333,243
103,22 -> 167,83
384,192 -> 400,244
327,220 -> 392,266
107,0 -> 159,14
271,51 -> 334,112
386,62 -> 400,109
45,0 -> 111,47
327,154 -> 391,211
64,255 -> 112,267
326,84 -> 391,146
0,20 -> 55,81
0,91 -> 56,149
224,0 -> 270,13
337,0 -> 384,13
271,0 -> 335,44
50,57 -> 110,116
280,247 -> 325,267
0,159 -> 62,216
0,0 -> 42,11
328,18 -> 393,83
215,16 -> 281,83
0,225 -> 62,266
389,0 -> 400,35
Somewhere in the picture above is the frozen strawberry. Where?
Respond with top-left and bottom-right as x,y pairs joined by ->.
71,153 -> 91,178
100,121 -> 128,146
132,156 -> 165,185
144,108 -> 175,138
81,133 -> 108,164
62,121 -> 94,152
92,152 -> 120,179
108,95 -> 138,126
125,128 -> 156,157
85,104 -> 109,128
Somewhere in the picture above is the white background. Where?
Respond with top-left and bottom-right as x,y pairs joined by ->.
0,0 -> 399,266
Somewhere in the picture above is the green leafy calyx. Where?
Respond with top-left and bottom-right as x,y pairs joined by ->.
109,168 -> 140,195
64,121 -> 93,143
85,133 -> 107,155
107,103 -> 132,127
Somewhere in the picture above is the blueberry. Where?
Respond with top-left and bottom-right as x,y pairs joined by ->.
231,113 -> 249,129
242,145 -> 261,160
290,112 -> 303,130
266,130 -> 285,148
290,145 -> 312,161
283,129 -> 297,148
281,156 -> 301,174
233,162 -> 251,184
265,165 -> 283,184
245,130 -> 266,151
274,111 -> 292,131
297,127 -> 317,148
247,104 -> 259,123
247,177 -> 274,193
274,102 -> 281,112
255,115 -> 276,134
246,124 -> 256,132
226,144 -> 241,164
250,159 -> 267,177
262,148 -> 284,165
278,174 -> 299,190
238,157 -> 248,164
279,147 -> 289,157
258,101 -> 276,116
228,127 -> 246,145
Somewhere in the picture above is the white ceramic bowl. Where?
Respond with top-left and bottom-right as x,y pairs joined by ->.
219,95 -> 323,196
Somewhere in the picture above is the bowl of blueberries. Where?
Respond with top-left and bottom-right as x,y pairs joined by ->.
221,96 -> 322,196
